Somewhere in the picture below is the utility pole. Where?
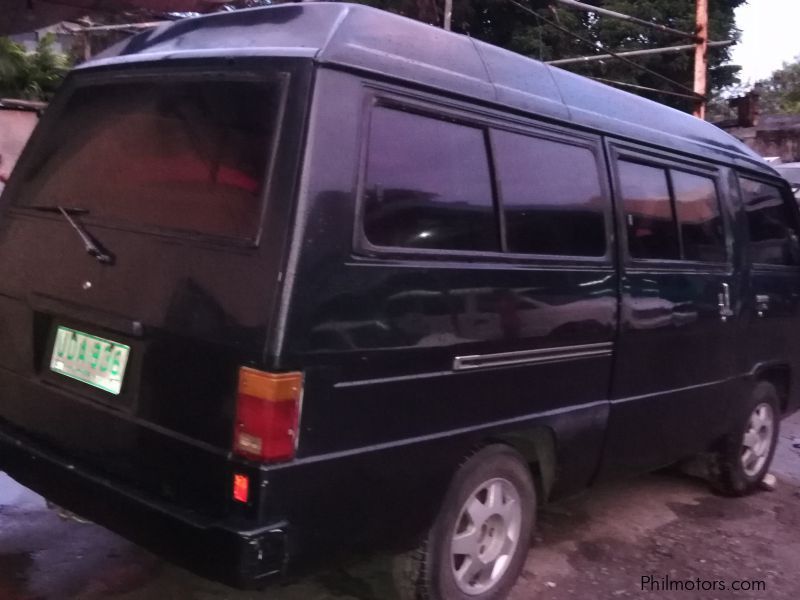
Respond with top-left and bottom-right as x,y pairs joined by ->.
443,0 -> 452,31
693,0 -> 709,119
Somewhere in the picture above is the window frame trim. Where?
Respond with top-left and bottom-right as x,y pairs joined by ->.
609,143 -> 731,271
356,96 -> 503,256
736,172 -> 800,271
670,166 -> 730,264
353,87 -> 614,265
488,125 -> 612,260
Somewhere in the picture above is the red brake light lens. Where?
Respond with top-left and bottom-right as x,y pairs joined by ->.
233,473 -> 249,504
234,368 -> 302,462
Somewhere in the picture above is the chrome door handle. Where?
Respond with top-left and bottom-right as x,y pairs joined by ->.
755,294 -> 770,318
718,283 -> 734,321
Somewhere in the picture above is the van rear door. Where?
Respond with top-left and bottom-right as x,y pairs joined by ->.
0,60 -> 309,516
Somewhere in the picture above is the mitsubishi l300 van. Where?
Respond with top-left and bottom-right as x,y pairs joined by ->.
0,4 -> 798,599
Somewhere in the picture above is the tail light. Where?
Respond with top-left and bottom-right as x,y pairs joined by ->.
234,367 -> 302,462
233,473 -> 250,504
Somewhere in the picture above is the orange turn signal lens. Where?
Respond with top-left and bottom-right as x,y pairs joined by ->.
238,368 -> 301,401
234,368 -> 302,463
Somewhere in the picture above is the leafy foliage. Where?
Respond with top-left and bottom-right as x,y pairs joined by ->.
754,59 -> 800,115
359,0 -> 744,112
0,34 -> 72,101
0,0 -> 745,111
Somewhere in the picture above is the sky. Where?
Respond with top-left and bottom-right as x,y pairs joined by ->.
731,0 -> 800,84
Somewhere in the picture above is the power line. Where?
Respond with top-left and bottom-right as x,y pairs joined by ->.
548,39 -> 732,66
552,0 -> 700,42
506,0 -> 704,99
587,77 -> 701,101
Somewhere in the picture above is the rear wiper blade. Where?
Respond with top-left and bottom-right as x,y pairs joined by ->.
31,205 -> 114,265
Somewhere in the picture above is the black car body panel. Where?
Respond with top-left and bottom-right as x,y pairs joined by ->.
0,2 -> 797,588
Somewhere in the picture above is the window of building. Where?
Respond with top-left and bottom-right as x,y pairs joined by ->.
492,131 -> 606,256
363,107 -> 498,252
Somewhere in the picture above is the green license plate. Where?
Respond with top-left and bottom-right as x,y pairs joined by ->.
50,326 -> 130,395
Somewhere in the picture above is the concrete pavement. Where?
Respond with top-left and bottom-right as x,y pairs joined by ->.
1,413 -> 799,599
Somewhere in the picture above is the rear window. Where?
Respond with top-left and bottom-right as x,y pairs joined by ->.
12,75 -> 283,240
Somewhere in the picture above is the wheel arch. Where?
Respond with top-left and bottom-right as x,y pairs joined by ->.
749,362 -> 792,415
487,426 -> 557,503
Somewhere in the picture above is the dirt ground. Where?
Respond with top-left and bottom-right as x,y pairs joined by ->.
1,412 -> 800,600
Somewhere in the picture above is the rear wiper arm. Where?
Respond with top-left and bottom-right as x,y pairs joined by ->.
30,205 -> 114,265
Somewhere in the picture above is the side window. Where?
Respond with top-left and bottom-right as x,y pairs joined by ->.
362,107 -> 498,252
740,177 -> 800,266
618,161 -> 679,260
492,130 -> 606,256
672,170 -> 726,262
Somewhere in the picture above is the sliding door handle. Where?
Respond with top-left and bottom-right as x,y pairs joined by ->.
717,283 -> 734,321
755,294 -> 770,318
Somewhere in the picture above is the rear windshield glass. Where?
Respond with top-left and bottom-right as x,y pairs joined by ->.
12,76 -> 282,240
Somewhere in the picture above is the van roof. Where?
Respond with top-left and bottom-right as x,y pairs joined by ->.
85,2 -> 773,176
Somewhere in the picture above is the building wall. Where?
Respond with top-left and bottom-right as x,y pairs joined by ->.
0,109 -> 39,185
724,115 -> 800,163
757,131 -> 800,163
10,26 -> 75,55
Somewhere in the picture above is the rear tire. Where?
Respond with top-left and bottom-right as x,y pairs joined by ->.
394,445 -> 536,600
711,381 -> 780,496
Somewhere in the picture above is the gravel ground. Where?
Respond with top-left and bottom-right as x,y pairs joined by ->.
1,412 -> 799,600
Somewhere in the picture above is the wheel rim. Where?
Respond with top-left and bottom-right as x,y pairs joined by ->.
741,402 -> 775,477
450,477 -> 522,595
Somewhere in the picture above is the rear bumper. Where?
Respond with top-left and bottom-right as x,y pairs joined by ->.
0,426 -> 288,589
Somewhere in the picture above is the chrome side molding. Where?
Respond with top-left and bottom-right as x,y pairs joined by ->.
453,342 -> 613,371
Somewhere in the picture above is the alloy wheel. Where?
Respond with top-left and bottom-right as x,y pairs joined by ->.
741,402 -> 775,477
450,477 -> 523,595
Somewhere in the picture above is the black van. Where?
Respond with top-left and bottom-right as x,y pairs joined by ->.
0,3 -> 798,599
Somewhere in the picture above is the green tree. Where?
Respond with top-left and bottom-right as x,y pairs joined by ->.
1,0 -> 745,111
359,0 -> 744,112
754,59 -> 800,115
0,33 -> 72,101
